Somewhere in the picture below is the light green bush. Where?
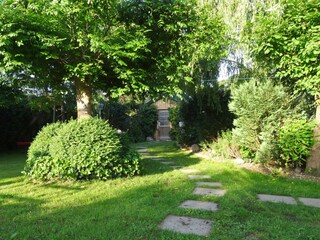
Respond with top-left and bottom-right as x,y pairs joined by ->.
276,119 -> 314,168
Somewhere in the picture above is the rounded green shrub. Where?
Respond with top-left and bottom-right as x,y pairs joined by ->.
276,119 -> 314,168
24,122 -> 63,179
24,118 -> 140,180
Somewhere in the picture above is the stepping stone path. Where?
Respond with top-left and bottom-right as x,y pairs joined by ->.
257,194 -> 297,205
298,197 -> 320,208
136,146 -> 147,149
171,166 -> 184,169
159,215 -> 213,237
257,194 -> 320,208
188,175 -> 211,180
196,182 -> 223,187
179,200 -> 218,212
193,187 -> 227,197
180,169 -> 200,174
160,161 -> 175,165
151,158 -> 165,161
159,164 -> 227,237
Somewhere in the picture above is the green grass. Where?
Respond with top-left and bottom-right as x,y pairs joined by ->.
1,142 -> 320,240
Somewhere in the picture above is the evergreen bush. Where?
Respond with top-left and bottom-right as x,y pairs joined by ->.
169,83 -> 234,146
229,79 -> 306,162
24,118 -> 140,180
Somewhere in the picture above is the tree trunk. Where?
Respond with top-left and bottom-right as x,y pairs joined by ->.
75,78 -> 92,119
306,101 -> 320,174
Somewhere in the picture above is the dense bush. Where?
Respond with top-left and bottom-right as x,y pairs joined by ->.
102,101 -> 158,142
24,118 -> 141,180
170,83 -> 234,146
208,130 -> 241,159
229,79 -> 307,162
128,104 -> 158,142
276,119 -> 314,168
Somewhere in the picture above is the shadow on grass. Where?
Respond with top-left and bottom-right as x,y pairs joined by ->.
0,181 -> 195,240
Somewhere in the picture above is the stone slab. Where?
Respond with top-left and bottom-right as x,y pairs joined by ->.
161,161 -> 175,165
136,146 -> 147,149
180,169 -> 200,174
193,188 -> 226,196
257,194 -> 297,205
179,200 -> 218,212
298,197 -> 320,208
188,175 -> 211,180
137,149 -> 148,153
143,155 -> 158,158
196,182 -> 223,187
139,153 -> 149,155
151,158 -> 165,161
171,166 -> 184,169
159,215 -> 213,236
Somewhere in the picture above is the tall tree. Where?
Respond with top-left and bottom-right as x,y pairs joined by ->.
249,0 -> 320,173
0,0 -> 227,119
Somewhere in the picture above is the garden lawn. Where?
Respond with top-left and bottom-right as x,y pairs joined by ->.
1,142 -> 320,240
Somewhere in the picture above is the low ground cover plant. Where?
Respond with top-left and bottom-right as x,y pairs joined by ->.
24,118 -> 140,181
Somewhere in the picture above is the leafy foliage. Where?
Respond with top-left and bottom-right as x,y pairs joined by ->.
250,0 -> 320,96
0,0 -> 227,119
128,104 -> 158,142
205,130 -> 241,159
170,82 -> 233,146
276,119 -> 315,168
229,79 -> 306,162
24,118 -> 140,180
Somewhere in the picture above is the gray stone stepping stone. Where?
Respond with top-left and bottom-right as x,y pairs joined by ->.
151,157 -> 164,161
159,215 -> 213,236
298,197 -> 320,208
193,188 -> 226,196
257,194 -> 297,205
196,182 -> 223,187
143,155 -> 158,158
171,166 -> 184,169
188,175 -> 211,180
179,200 -> 218,212
137,149 -> 148,153
136,146 -> 147,149
180,169 -> 200,174
161,161 -> 175,165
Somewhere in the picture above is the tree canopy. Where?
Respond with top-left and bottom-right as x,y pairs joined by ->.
0,0 -> 227,118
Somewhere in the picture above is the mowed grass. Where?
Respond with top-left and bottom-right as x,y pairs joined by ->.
1,142 -> 320,240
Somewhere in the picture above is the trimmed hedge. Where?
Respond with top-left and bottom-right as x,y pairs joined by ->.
24,118 -> 140,181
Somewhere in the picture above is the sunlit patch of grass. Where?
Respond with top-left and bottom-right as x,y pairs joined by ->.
1,142 -> 320,240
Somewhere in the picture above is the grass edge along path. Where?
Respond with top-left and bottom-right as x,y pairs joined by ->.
0,141 -> 320,240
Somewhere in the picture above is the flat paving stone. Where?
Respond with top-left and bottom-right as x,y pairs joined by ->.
179,200 -> 218,212
151,158 -> 165,161
257,194 -> 297,205
298,197 -> 320,208
180,169 -> 200,174
143,155 -> 158,158
159,215 -> 213,236
137,149 -> 148,153
171,166 -> 184,169
161,161 -> 175,165
136,146 -> 147,149
196,182 -> 223,187
193,188 -> 227,196
188,175 -> 211,180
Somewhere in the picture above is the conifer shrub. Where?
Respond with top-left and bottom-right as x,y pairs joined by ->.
24,118 -> 140,180
229,79 -> 307,162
